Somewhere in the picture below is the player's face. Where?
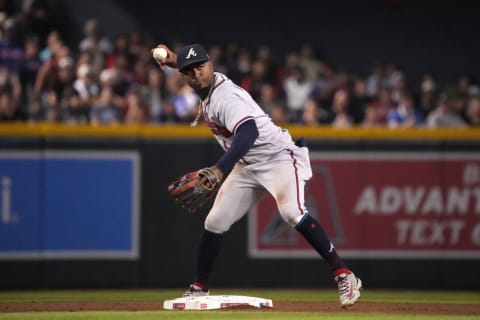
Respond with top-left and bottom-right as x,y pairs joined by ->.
181,61 -> 215,92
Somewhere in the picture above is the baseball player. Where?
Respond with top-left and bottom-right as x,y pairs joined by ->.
154,43 -> 362,307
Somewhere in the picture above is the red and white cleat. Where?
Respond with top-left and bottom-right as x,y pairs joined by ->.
182,284 -> 210,297
335,272 -> 362,308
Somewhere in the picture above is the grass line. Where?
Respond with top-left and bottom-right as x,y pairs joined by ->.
0,311 -> 479,320
1,289 -> 479,304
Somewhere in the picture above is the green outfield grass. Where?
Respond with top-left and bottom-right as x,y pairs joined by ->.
1,288 -> 480,304
0,312 -> 479,320
0,289 -> 479,320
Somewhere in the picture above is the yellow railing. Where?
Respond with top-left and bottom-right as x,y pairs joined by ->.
0,123 -> 480,140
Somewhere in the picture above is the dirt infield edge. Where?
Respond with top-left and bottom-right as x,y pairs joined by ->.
1,301 -> 480,315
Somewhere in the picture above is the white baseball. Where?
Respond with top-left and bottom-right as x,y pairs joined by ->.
153,47 -> 168,61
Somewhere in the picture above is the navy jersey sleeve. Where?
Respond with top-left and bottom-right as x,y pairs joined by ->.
215,119 -> 259,175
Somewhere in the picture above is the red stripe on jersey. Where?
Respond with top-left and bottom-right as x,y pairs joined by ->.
288,149 -> 304,215
232,116 -> 254,133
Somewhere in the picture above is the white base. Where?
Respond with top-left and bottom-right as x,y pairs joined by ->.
163,295 -> 273,310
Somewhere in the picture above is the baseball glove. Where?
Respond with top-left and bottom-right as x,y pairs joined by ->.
168,167 -> 221,213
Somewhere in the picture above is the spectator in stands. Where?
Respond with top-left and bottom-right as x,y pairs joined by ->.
426,94 -> 466,128
418,73 -> 438,117
365,62 -> 383,98
105,33 -> 129,69
298,42 -> 322,81
274,50 -> 299,92
78,18 -> 112,75
124,87 -> 149,124
63,91 -> 86,124
362,104 -> 384,128
222,42 -> 239,81
90,86 -> 122,126
282,64 -> 315,122
159,98 -> 181,124
0,63 -> 21,111
349,77 -> 370,124
387,93 -> 424,128
98,68 -> 125,116
240,59 -> 269,102
465,96 -> 480,126
330,89 -> 353,128
382,63 -> 400,91
457,74 -> 480,97
255,45 -> 277,85
227,48 -> 250,83
132,60 -> 148,85
444,87 -> 468,121
0,18 -> 24,72
369,88 -> 394,125
257,83 -> 279,115
141,67 -> 165,123
268,102 -> 290,126
166,71 -> 199,123
53,56 -> 76,105
40,89 -> 62,122
74,63 -> 99,106
79,18 -> 112,55
301,99 -> 325,126
104,53 -> 133,109
208,44 -> 228,75
66,63 -> 98,123
315,61 -> 337,106
388,70 -> 408,104
34,33 -> 71,101
0,90 -> 26,121
128,30 -> 150,63
18,36 -> 41,111
38,30 -> 61,62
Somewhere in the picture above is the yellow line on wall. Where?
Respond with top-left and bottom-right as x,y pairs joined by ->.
0,123 -> 479,140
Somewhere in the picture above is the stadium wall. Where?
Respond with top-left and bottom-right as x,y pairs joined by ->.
0,124 -> 479,289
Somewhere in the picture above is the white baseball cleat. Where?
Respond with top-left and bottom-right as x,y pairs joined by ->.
335,272 -> 362,308
182,284 -> 210,297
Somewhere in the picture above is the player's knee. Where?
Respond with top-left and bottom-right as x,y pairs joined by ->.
204,214 -> 230,233
278,204 -> 304,227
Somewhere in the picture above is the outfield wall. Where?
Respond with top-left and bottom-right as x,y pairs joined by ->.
0,124 -> 479,289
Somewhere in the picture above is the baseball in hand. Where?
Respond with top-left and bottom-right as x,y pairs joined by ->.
153,47 -> 168,61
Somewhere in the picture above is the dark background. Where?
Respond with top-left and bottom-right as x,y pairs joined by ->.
114,0 -> 480,89
27,0 -> 480,91
1,134 -> 479,290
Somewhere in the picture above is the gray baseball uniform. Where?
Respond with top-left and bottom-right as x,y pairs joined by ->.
173,44 -> 361,306
201,72 -> 312,232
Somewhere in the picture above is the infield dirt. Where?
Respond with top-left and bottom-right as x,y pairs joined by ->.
1,301 -> 480,315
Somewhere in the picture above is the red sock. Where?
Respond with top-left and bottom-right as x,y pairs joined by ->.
193,282 -> 207,290
333,268 -> 351,277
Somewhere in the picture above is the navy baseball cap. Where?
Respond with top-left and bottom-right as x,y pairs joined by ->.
176,44 -> 210,71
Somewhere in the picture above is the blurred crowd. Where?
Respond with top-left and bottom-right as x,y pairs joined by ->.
1,2 -> 480,128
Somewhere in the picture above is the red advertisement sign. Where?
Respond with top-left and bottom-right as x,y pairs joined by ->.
248,152 -> 480,259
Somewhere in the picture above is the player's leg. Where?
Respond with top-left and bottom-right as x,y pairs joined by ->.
184,166 -> 266,296
258,157 -> 347,270
295,213 -> 362,307
258,148 -> 362,307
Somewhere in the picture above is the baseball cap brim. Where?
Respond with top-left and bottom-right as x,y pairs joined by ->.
179,57 -> 209,71
177,44 -> 210,71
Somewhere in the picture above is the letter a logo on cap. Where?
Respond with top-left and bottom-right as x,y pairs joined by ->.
186,48 -> 197,59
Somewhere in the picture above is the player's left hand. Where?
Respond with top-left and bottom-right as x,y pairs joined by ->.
168,167 -> 222,213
